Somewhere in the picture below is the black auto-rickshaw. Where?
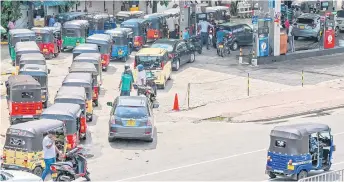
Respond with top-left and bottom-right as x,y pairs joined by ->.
1,119 -> 67,176
41,103 -> 82,151
6,75 -> 42,124
120,18 -> 149,50
115,11 -> 145,24
62,73 -> 94,121
54,86 -> 87,139
69,62 -> 99,106
19,53 -> 46,70
18,64 -> 50,108
205,6 -> 230,24
8,29 -> 36,63
86,34 -> 112,71
72,43 -> 99,59
86,13 -> 116,36
31,27 -> 62,59
14,41 -> 41,74
144,13 -> 167,41
62,20 -> 89,50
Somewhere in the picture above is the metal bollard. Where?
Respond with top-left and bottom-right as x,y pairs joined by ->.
251,51 -> 258,66
239,47 -> 243,64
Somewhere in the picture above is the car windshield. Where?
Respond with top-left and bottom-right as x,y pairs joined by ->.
151,43 -> 173,52
137,56 -> 162,68
115,106 -> 148,119
297,18 -> 314,24
35,33 -> 52,43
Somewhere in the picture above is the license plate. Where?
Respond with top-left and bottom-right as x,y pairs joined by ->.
23,115 -> 33,118
36,110 -> 42,114
287,165 -> 294,170
43,49 -> 48,52
299,25 -> 304,29
126,120 -> 136,126
52,173 -> 57,178
274,170 -> 283,173
219,45 -> 224,48
41,95 -> 45,99
118,51 -> 122,55
154,35 -> 158,38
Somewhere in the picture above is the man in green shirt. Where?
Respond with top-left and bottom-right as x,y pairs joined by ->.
118,69 -> 133,96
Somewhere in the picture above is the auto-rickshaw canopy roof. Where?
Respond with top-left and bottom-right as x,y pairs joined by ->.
7,119 -> 64,137
121,18 -> 148,26
9,29 -> 35,37
86,13 -> 111,20
32,26 -> 60,34
136,48 -> 167,56
163,8 -> 180,16
105,28 -> 133,37
116,11 -> 144,17
42,103 -> 81,120
70,62 -> 98,75
74,53 -> 101,64
63,72 -> 93,85
144,13 -> 166,19
86,34 -> 112,45
20,53 -> 45,63
7,75 -> 41,90
73,43 -> 99,53
56,86 -> 86,101
63,20 -> 89,29
19,64 -> 48,75
270,123 -> 330,140
15,41 -> 40,52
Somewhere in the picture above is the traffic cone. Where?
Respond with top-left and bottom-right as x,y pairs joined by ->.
173,93 -> 180,111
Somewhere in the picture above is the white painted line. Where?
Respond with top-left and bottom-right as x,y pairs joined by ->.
116,131 -> 344,181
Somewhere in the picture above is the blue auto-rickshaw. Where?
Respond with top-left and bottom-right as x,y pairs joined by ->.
105,28 -> 133,62
87,13 -> 116,36
120,19 -> 148,51
266,123 -> 335,181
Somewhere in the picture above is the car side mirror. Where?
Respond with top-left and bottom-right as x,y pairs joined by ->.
333,145 -> 336,151
106,102 -> 113,107
153,103 -> 159,108
48,69 -> 51,74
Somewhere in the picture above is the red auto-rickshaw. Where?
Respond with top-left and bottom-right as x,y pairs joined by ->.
32,27 -> 62,59
5,75 -> 43,125
41,103 -> 82,150
86,34 -> 112,71
54,86 -> 88,140
120,18 -> 149,51
144,13 -> 167,41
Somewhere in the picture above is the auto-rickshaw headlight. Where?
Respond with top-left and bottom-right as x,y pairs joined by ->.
288,159 -> 292,165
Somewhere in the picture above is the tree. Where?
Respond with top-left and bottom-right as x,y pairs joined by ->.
1,0 -> 22,28
58,1 -> 79,13
160,0 -> 169,7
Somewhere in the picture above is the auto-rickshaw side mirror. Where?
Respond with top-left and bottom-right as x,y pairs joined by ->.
106,102 -> 113,107
333,145 -> 336,151
48,69 -> 51,74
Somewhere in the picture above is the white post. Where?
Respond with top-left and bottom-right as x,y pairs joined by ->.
273,0 -> 281,56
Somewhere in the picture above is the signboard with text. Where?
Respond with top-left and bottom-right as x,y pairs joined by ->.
324,29 -> 335,49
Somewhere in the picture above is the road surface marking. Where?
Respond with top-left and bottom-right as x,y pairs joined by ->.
116,131 -> 344,181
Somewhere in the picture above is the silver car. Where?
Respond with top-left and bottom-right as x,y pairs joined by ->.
292,13 -> 321,41
106,96 -> 159,142
0,170 -> 42,181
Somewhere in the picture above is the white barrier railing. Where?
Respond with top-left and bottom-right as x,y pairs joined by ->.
298,169 -> 344,182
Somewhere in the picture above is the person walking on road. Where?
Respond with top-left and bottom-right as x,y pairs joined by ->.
288,21 -> 295,53
136,64 -> 146,86
118,67 -> 133,96
198,20 -> 213,50
41,130 -> 62,181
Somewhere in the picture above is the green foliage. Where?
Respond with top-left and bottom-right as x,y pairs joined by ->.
59,1 -> 78,13
1,0 -> 22,28
160,0 -> 169,7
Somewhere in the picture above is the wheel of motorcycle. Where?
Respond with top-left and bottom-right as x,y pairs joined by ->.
197,47 -> 202,54
189,53 -> 195,63
84,174 -> 91,181
32,166 -> 43,177
220,49 -> 224,57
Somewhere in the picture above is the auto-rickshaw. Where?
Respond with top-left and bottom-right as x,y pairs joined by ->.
56,12 -> 87,24
41,103 -> 82,150
144,13 -> 167,41
86,34 -> 112,71
19,53 -> 46,70
69,62 -> 100,106
266,123 -> 335,181
162,8 -> 180,18
73,53 -> 102,80
105,28 -> 133,61
115,11 -> 145,24
5,75 -> 42,124
8,29 -> 36,62
62,20 -> 89,50
72,43 -> 99,59
121,18 -> 148,51
1,119 -> 67,176
86,13 -> 116,36
54,86 -> 87,139
18,64 -> 50,108
14,41 -> 40,74
31,26 -> 62,59
205,6 -> 230,24
62,73 -> 93,121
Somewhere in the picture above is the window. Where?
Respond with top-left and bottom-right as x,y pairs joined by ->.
9,137 -> 26,146
20,38 -> 30,42
115,106 -> 148,119
243,25 -> 252,32
275,140 -> 286,148
21,92 -> 34,99
177,42 -> 186,51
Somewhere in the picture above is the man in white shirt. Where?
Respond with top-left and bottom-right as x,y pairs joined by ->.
166,17 -> 176,38
288,23 -> 295,53
136,64 -> 146,86
41,131 -> 62,180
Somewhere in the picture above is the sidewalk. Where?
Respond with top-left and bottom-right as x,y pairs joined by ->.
168,85 -> 344,123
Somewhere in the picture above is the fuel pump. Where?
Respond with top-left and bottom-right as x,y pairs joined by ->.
257,18 -> 271,57
323,13 -> 336,49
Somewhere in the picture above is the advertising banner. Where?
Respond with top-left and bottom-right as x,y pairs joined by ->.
258,36 -> 269,57
324,29 -> 335,49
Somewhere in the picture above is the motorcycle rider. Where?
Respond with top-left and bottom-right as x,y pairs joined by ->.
124,64 -> 134,81
216,27 -> 230,54
136,64 -> 146,86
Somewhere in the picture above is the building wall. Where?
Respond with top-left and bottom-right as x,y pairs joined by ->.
73,1 -> 122,15
15,5 -> 29,28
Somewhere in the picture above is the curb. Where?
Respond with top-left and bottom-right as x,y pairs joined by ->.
0,42 -> 8,45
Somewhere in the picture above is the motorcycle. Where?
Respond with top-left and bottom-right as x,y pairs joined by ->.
50,147 -> 90,181
189,35 -> 202,54
134,70 -> 158,104
217,34 -> 233,57
208,27 -> 214,47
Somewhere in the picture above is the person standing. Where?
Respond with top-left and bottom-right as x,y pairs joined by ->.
197,20 -> 213,50
48,15 -> 55,27
284,19 -> 290,34
41,131 -> 62,181
166,16 -> 176,39
118,67 -> 133,96
288,22 -> 295,53
136,64 -> 146,86
182,27 -> 190,41
7,20 -> 15,30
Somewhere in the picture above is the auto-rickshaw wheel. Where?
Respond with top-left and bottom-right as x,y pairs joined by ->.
268,172 -> 276,179
43,101 -> 48,108
32,166 -> 43,177
297,170 -> 308,180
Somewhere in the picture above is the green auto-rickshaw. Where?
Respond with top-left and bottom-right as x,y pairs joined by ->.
62,20 -> 89,51
8,29 -> 36,62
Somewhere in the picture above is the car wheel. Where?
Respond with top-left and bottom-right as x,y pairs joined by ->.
173,59 -> 180,71
32,166 -> 43,177
297,170 -> 308,180
189,53 -> 195,63
268,172 -> 276,179
108,137 -> 114,142
231,41 -> 238,51
316,34 -> 321,42
335,27 -> 339,37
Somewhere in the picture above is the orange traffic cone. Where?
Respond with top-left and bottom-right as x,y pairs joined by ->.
173,93 -> 180,111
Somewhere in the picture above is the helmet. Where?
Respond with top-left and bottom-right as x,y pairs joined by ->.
124,64 -> 130,71
137,64 -> 144,71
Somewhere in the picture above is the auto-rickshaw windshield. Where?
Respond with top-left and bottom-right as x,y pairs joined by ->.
35,33 -> 52,43
149,21 -> 159,29
137,56 -> 162,68
98,45 -> 110,54
5,134 -> 32,150
122,26 -> 139,36
10,89 -> 41,102
113,36 -> 127,45
269,136 -> 309,155
63,28 -> 81,37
